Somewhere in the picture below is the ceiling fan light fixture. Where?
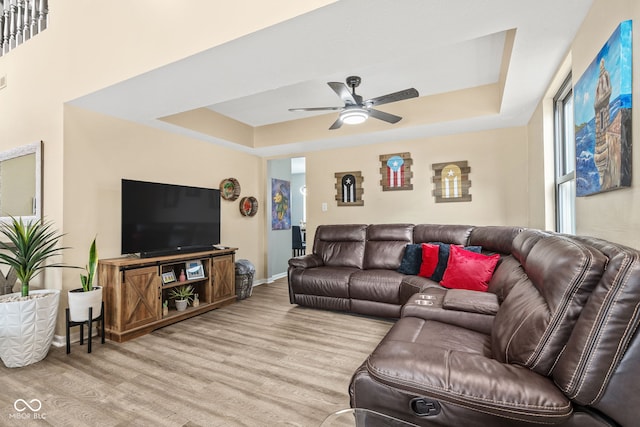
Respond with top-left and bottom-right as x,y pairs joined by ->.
341,108 -> 369,125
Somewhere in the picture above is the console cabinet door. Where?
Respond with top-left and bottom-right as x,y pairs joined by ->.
212,255 -> 235,302
121,266 -> 160,330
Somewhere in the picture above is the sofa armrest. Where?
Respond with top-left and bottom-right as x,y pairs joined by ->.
288,254 -> 324,269
366,340 -> 572,424
442,289 -> 499,315
402,291 -> 494,334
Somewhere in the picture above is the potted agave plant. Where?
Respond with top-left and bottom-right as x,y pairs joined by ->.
169,284 -> 194,312
68,237 -> 102,322
0,217 -> 70,368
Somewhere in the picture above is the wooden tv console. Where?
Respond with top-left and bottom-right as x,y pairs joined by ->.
98,248 -> 237,342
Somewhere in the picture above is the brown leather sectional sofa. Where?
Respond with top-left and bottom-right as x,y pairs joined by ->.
287,224 -> 640,426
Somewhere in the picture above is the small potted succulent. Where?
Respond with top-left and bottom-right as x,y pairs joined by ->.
169,284 -> 194,312
68,237 -> 102,322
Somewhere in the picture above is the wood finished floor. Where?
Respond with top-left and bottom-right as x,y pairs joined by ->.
0,279 -> 393,427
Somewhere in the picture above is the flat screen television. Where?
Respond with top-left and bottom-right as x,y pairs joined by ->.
121,179 -> 221,258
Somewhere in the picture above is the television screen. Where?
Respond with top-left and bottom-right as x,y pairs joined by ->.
121,179 -> 221,257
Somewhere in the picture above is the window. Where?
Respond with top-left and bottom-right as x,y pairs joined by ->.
554,75 -> 575,234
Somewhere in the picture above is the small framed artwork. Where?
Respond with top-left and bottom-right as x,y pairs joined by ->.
161,270 -> 176,285
185,260 -> 205,280
380,152 -> 413,191
334,171 -> 364,206
432,161 -> 472,203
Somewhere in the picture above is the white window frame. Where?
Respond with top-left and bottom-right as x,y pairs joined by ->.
554,75 -> 576,234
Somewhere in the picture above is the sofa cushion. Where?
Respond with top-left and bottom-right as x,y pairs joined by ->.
350,270 -> 405,304
440,245 -> 500,291
552,236 -> 640,412
492,231 -> 608,375
413,224 -> 473,246
468,226 -> 525,254
288,266 -> 356,298
397,244 -> 422,275
314,224 -> 367,269
442,289 -> 499,315
363,224 -> 413,270
417,243 -> 439,278
359,317 -> 572,424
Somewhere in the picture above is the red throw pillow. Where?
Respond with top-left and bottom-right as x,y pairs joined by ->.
440,244 -> 500,291
418,243 -> 440,278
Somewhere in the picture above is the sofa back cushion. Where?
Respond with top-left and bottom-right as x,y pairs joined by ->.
363,224 -> 414,270
491,230 -> 608,376
552,236 -> 640,414
313,224 -> 368,269
413,224 -> 473,246
468,226 -> 525,254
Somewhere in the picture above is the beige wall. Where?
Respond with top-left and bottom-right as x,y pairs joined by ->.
527,0 -> 639,247
527,55 -> 573,232
0,0 -> 335,255
570,0 -> 640,247
62,105 -> 265,276
299,126 -> 529,244
0,0 -> 335,334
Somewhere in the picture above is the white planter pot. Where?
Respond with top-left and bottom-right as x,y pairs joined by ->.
0,290 -> 60,368
68,287 -> 103,322
175,299 -> 188,312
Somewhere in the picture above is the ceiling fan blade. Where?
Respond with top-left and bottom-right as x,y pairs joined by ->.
368,108 -> 402,124
328,82 -> 358,105
367,88 -> 419,107
329,116 -> 343,130
289,107 -> 342,112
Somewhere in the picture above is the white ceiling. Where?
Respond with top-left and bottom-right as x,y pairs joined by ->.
69,0 -> 594,155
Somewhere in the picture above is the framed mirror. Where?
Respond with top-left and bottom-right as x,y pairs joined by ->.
0,141 -> 42,224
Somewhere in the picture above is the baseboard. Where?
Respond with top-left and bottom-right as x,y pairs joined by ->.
267,272 -> 287,283
252,278 -> 267,287
52,334 -> 66,348
52,329 -> 100,348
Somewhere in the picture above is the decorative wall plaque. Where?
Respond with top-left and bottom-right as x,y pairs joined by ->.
335,171 -> 364,206
432,161 -> 471,203
239,196 -> 258,216
220,178 -> 241,201
379,152 -> 413,191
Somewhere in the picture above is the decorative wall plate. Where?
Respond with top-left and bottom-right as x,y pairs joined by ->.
220,178 -> 241,201
239,196 -> 259,217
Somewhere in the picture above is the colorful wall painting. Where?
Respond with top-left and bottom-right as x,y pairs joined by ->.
271,178 -> 290,230
574,20 -> 632,196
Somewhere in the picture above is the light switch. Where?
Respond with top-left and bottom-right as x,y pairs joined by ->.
321,202 -> 328,212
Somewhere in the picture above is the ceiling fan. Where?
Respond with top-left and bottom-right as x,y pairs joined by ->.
289,76 -> 419,130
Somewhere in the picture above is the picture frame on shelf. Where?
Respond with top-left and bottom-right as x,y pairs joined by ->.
162,270 -> 176,285
185,260 -> 205,280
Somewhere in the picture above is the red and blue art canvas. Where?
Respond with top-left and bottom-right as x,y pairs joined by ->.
574,20 -> 632,196
271,178 -> 291,230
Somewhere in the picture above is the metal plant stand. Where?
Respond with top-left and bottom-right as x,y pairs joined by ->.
65,301 -> 105,354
